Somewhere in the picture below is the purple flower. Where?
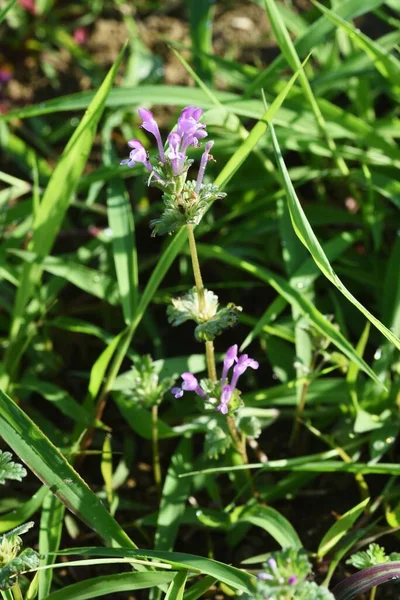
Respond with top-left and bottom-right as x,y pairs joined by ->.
257,573 -> 274,581
288,575 -> 297,585
120,139 -> 153,172
217,385 -> 233,415
195,141 -> 214,196
177,106 -> 207,152
221,344 -> 238,385
230,353 -> 259,390
171,345 -> 259,417
267,558 -> 277,570
171,372 -> 206,399
138,108 -> 165,163
166,131 -> 185,175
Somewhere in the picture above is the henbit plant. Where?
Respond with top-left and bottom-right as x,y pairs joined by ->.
0,451 -> 38,596
1,1 -> 400,598
120,105 -> 262,467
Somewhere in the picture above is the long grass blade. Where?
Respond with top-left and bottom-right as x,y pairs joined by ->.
269,122 -> 400,351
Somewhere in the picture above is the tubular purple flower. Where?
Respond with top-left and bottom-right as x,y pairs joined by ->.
171,387 -> 184,399
267,558 -> 277,570
181,372 -> 206,398
257,573 -> 274,581
177,106 -> 207,152
288,575 -> 297,585
120,139 -> 153,172
230,353 -> 259,390
138,107 -> 165,163
221,344 -> 238,385
166,131 -> 185,175
195,140 -> 214,196
217,385 -> 233,415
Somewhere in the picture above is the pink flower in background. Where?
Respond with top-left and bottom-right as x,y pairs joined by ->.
18,0 -> 35,14
73,27 -> 89,46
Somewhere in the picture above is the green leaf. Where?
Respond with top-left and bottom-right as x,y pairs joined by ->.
38,494 -> 65,599
182,575 -> 215,600
196,244 -> 381,385
0,450 -> 26,484
0,0 -> 17,24
8,250 -> 120,305
245,0 -> 385,96
313,1 -> 400,86
263,0 -> 348,175
0,388 -> 137,549
155,438 -> 193,552
237,505 -> 302,549
270,122 -> 400,353
56,547 -> 255,594
2,43 -> 127,387
0,486 -> 48,533
164,571 -> 187,600
318,498 -> 369,559
107,178 -> 138,323
0,549 -> 39,591
42,572 -> 177,600
114,395 -> 176,440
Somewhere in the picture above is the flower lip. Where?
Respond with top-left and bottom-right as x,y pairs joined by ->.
138,107 -> 165,162
181,372 -> 199,391
171,387 -> 184,399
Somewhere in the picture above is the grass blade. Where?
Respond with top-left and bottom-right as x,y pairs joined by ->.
196,244 -> 381,385
107,179 -> 138,323
55,548 -> 255,594
42,572 -> 176,600
0,388 -> 137,549
0,0 -> 17,24
2,43 -> 127,388
269,122 -> 400,352
39,494 -> 65,598
263,0 -> 348,175
164,572 -> 187,600
237,505 -> 302,549
155,438 -> 193,552
313,0 -> 400,86
317,497 -> 369,559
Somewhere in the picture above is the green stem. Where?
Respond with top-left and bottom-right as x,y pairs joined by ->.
205,340 -> 217,382
11,584 -> 23,600
186,224 -> 217,381
152,404 -> 162,494
186,224 -> 205,313
370,586 -> 377,600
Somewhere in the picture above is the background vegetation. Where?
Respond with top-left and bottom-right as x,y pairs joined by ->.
0,0 -> 399,598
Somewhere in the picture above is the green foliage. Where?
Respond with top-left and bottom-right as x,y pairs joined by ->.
0,523 -> 39,590
0,450 -> 26,484
168,287 -> 242,341
204,425 -> 232,459
1,1 -> 400,599
250,548 -> 335,600
120,355 -> 176,408
347,543 -> 388,569
150,180 -> 225,236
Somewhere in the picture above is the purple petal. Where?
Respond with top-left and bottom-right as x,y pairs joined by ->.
181,372 -> 199,391
138,108 -> 154,122
171,387 -> 184,398
217,403 -> 228,415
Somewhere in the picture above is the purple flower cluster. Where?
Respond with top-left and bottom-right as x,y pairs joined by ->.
171,344 -> 259,416
258,557 -> 298,586
120,106 -> 214,190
